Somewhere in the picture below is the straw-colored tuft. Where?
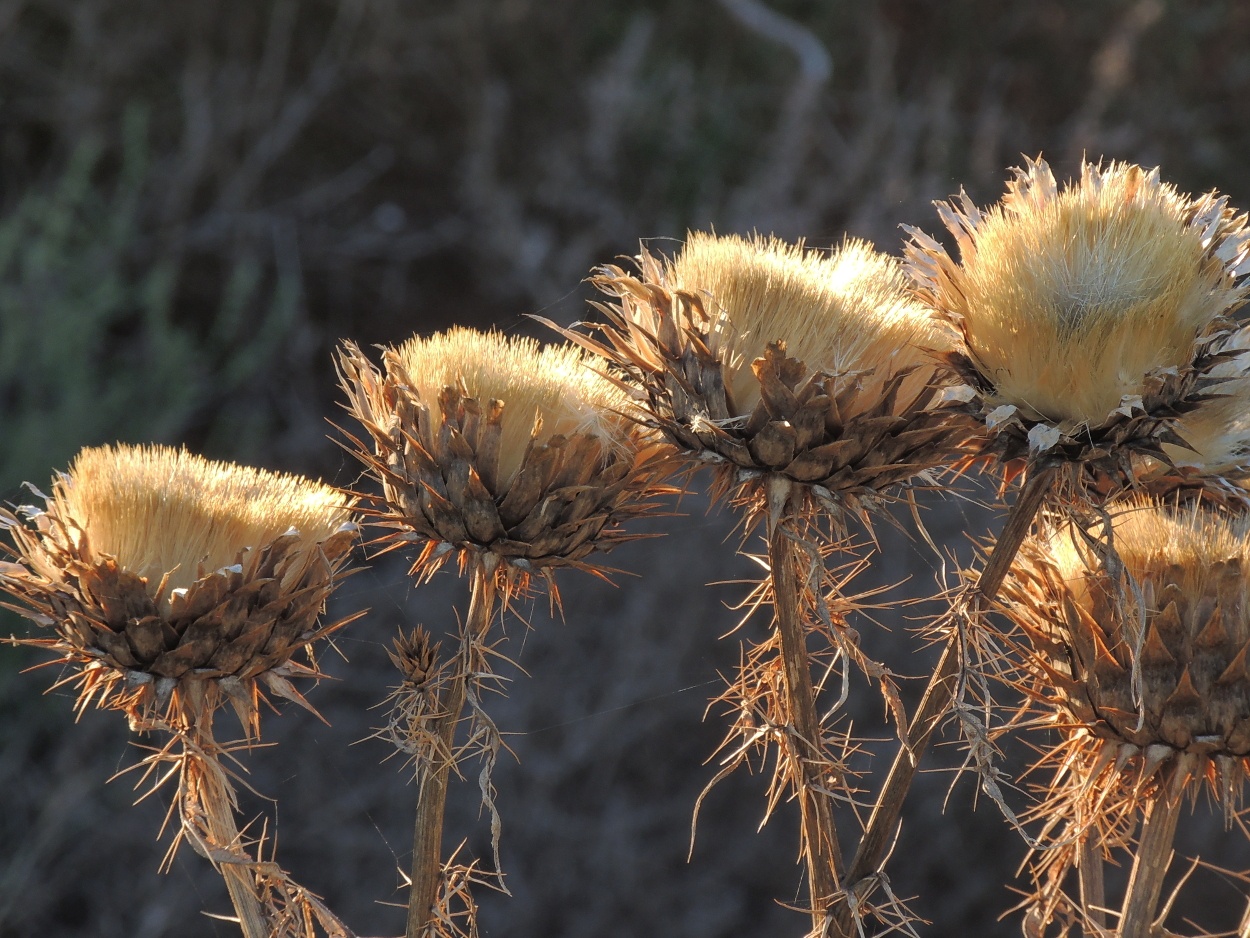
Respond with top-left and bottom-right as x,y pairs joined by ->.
560,232 -> 973,517
391,327 -> 633,486
907,157 -> 1250,474
0,444 -> 359,728
58,444 -> 352,595
338,328 -> 671,587
665,233 -> 948,418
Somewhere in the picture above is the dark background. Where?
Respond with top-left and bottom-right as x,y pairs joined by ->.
3,1 -> 1250,935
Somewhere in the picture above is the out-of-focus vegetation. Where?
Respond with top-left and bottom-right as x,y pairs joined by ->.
6,1 -> 1250,936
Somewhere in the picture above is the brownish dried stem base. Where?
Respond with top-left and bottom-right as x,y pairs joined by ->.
185,708 -> 270,938
1077,835 -> 1106,936
766,477 -> 848,938
834,464 -> 1059,931
1119,768 -> 1186,938
406,556 -> 498,938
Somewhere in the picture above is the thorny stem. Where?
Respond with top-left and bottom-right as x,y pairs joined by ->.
187,707 -> 269,938
766,476 -> 848,938
1119,764 -> 1187,938
406,555 -> 499,938
1077,835 -> 1106,935
834,464 -> 1059,931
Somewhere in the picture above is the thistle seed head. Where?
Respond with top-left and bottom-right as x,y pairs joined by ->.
576,233 -> 973,517
907,157 -> 1250,472
0,444 -> 359,729
338,328 -> 672,588
1003,498 -> 1250,811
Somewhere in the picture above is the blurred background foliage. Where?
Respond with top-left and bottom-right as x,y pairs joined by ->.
6,0 -> 1250,935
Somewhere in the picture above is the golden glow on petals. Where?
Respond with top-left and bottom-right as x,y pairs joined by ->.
665,233 -> 949,416
390,328 -> 633,485
54,444 -> 353,595
912,159 -> 1249,428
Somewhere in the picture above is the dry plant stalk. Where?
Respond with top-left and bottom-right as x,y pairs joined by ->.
558,233 -> 974,935
831,157 -> 1250,930
999,499 -> 1250,935
337,327 -> 672,938
0,444 -> 359,938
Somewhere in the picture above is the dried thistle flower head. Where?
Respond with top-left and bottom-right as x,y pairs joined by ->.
338,327 -> 671,587
0,444 -> 359,728
664,233 -> 948,419
564,232 -> 971,516
1003,498 -> 1250,818
907,157 -> 1250,470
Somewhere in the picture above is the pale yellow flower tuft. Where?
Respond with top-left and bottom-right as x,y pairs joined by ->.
908,158 -> 1250,430
55,444 -> 352,595
665,233 -> 947,417
391,327 -> 632,485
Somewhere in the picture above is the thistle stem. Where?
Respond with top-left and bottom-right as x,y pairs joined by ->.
406,555 -> 498,938
835,463 -> 1058,929
766,477 -> 847,937
185,709 -> 269,938
1119,768 -> 1186,938
1077,835 -> 1106,934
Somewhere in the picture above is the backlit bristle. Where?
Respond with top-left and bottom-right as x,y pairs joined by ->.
908,158 -> 1250,429
664,233 -> 947,417
1051,497 -> 1250,632
390,327 -> 632,485
56,444 -> 352,595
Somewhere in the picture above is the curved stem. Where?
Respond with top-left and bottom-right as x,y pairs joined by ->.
835,464 -> 1058,930
406,555 -> 498,938
766,477 -> 847,937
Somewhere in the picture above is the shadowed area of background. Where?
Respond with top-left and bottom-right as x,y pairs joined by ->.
3,1 -> 1250,935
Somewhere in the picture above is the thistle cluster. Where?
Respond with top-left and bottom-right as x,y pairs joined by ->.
8,153 -> 1250,938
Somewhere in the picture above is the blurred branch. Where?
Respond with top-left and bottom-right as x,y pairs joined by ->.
718,0 -> 832,233
1065,0 -> 1164,162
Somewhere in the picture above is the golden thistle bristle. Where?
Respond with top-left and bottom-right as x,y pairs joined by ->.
391,327 -> 633,485
908,158 -> 1250,429
1051,498 -> 1250,625
55,444 -> 352,596
666,233 -> 947,416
